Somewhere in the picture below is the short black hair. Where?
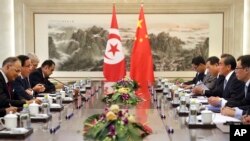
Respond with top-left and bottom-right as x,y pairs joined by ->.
221,54 -> 236,70
2,57 -> 19,67
191,56 -> 205,66
17,55 -> 30,67
41,59 -> 55,68
237,55 -> 250,68
206,56 -> 219,65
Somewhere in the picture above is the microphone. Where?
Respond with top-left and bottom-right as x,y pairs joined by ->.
49,77 -> 67,86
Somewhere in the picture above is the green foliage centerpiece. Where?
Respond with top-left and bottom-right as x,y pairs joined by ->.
83,105 -> 152,141
102,77 -> 141,105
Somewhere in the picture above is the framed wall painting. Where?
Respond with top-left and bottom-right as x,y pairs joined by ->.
34,13 -> 223,78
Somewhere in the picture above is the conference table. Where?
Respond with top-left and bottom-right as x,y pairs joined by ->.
0,81 -> 229,141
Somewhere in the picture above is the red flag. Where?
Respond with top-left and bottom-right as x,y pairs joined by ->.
130,4 -> 155,100
103,4 -> 126,82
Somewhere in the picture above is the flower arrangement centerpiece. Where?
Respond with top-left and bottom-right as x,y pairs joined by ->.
83,105 -> 152,141
102,77 -> 141,105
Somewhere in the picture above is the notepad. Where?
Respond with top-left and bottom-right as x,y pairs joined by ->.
197,113 -> 240,124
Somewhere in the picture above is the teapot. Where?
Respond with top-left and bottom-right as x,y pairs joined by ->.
0,111 -> 17,129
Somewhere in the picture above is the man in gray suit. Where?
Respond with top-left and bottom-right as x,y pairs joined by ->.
192,56 -> 218,95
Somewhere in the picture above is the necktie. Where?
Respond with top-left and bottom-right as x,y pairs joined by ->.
25,77 -> 31,88
7,82 -> 12,99
223,79 -> 227,90
245,85 -> 248,98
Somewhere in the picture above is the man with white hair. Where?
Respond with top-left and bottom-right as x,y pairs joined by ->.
27,52 -> 40,72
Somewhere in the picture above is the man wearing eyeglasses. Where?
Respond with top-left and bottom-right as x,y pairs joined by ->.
207,54 -> 245,111
0,57 -> 40,117
220,55 -> 250,120
192,56 -> 225,97
13,55 -> 45,100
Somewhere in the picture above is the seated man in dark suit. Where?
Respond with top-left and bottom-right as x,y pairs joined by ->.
208,54 -> 245,109
192,56 -> 224,97
0,57 -> 39,117
220,55 -> 250,119
29,59 -> 56,93
13,55 -> 45,100
181,56 -> 206,89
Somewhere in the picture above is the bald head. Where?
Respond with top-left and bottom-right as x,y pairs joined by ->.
2,57 -> 21,82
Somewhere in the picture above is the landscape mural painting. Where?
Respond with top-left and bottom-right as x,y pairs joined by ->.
34,13 -> 223,72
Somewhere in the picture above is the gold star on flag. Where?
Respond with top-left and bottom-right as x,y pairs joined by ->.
137,20 -> 143,28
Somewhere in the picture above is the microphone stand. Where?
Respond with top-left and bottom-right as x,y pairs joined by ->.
49,77 -> 67,86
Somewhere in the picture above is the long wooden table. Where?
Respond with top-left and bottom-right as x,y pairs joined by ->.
0,81 -> 229,141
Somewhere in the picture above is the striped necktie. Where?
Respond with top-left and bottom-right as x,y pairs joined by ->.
245,85 -> 248,98
223,79 -> 227,90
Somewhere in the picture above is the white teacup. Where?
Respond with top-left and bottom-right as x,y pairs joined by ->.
201,110 -> 214,124
29,101 -> 39,115
60,90 -> 66,99
0,112 -> 17,129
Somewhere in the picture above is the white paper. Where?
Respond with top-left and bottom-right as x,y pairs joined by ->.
196,83 -> 209,90
196,96 -> 208,103
197,113 -> 240,124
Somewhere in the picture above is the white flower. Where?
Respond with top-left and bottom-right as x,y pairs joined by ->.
110,105 -> 120,113
128,115 -> 136,123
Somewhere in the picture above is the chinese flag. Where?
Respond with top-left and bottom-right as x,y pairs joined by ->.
130,5 -> 155,100
103,4 -> 126,82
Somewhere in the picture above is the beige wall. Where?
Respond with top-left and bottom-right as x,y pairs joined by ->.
0,0 -> 249,80
0,0 -> 15,63
244,0 -> 250,54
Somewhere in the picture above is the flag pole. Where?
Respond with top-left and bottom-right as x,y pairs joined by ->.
140,0 -> 144,6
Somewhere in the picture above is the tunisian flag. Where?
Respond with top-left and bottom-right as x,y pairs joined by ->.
103,4 -> 126,82
130,4 -> 154,100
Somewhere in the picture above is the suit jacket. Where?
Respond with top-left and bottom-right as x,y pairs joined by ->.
29,68 -> 55,93
226,84 -> 250,109
0,109 -> 6,117
0,72 -> 26,109
13,76 -> 33,100
204,75 -> 225,97
184,72 -> 205,85
222,72 -> 245,101
202,72 -> 217,90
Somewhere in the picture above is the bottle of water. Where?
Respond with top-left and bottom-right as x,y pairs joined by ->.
163,85 -> 169,95
179,93 -> 186,112
173,90 -> 179,104
19,104 -> 31,129
56,92 -> 62,105
189,103 -> 197,124
42,94 -> 51,115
